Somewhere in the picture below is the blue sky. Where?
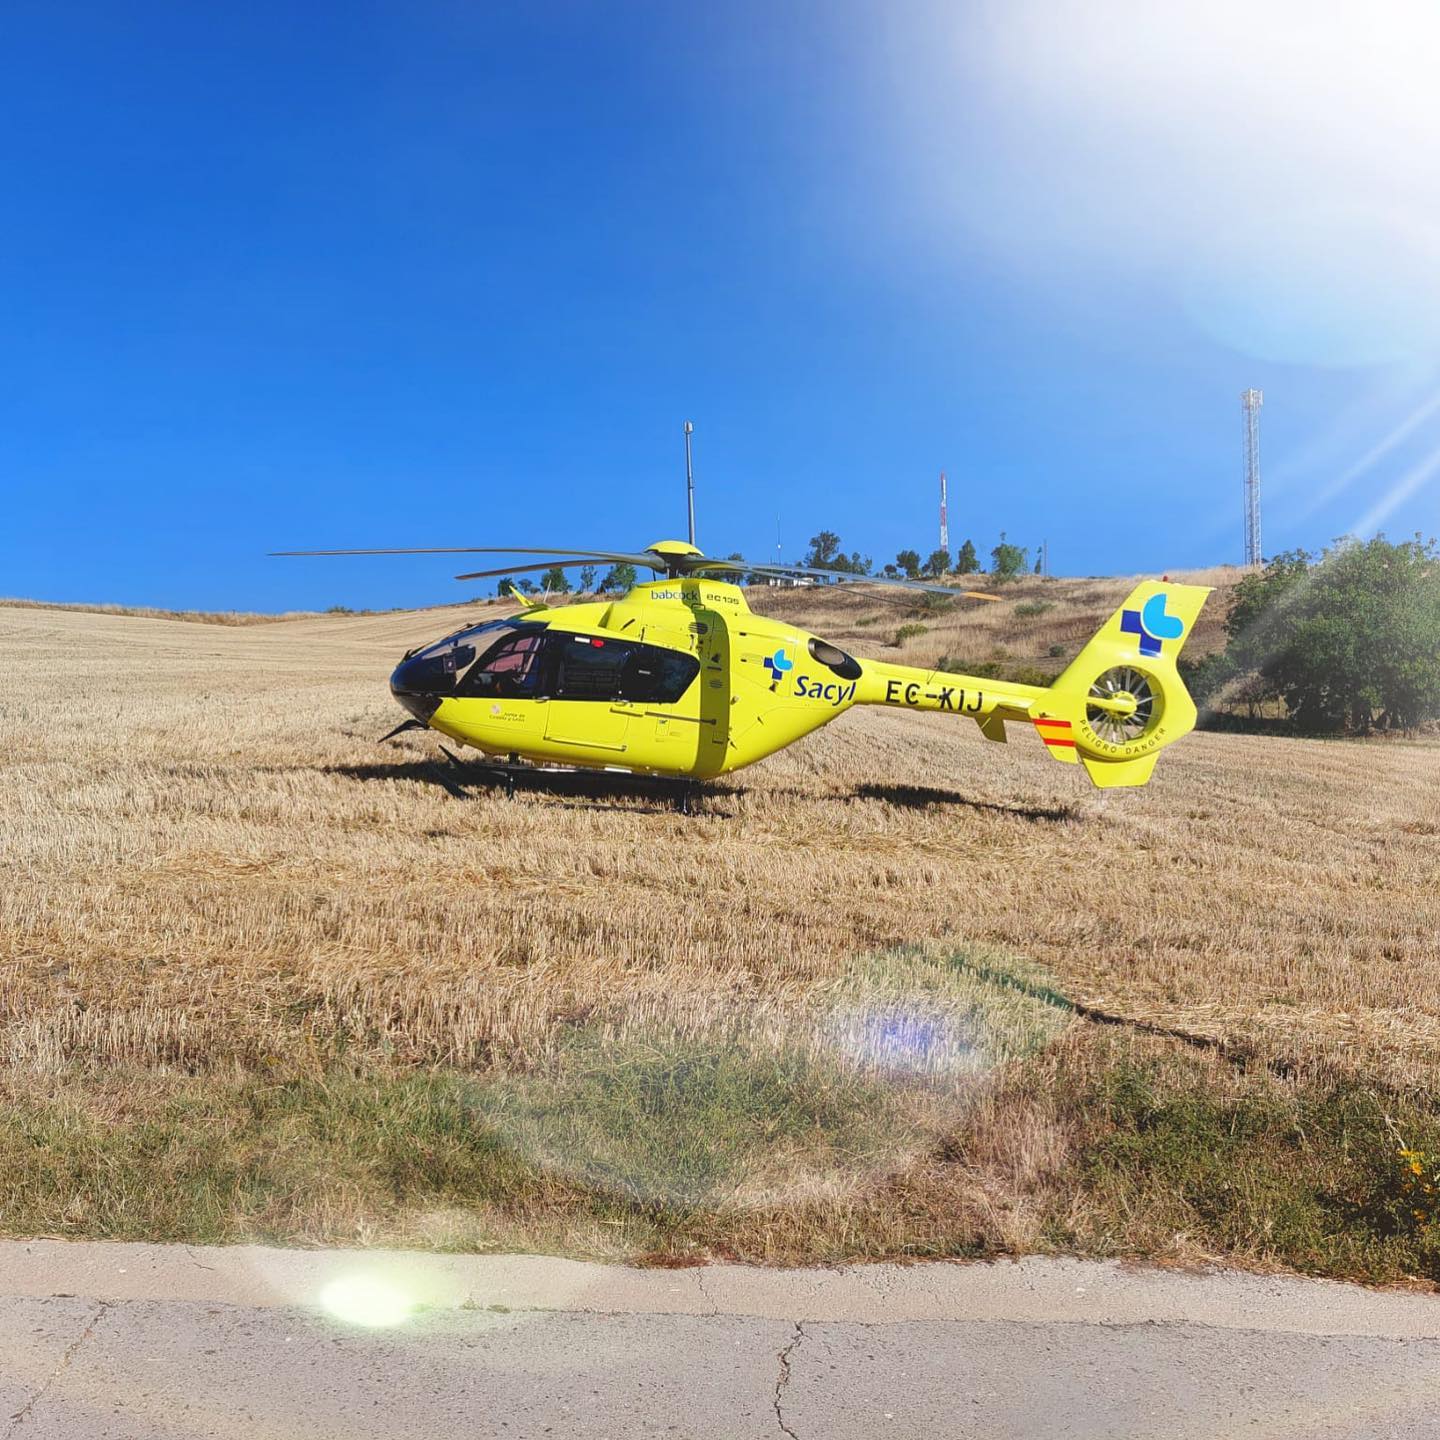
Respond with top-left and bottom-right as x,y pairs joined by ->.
4,0 -> 1439,611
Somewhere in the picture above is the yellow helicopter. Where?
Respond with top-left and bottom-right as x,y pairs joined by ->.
276,538 -> 1211,793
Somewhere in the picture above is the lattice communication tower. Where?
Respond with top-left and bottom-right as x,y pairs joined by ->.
1242,389 -> 1263,566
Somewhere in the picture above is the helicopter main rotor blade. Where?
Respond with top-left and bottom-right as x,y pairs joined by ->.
272,546 -> 659,567
452,559 -> 649,582
678,558 -> 749,575
731,559 -> 1001,600
272,542 -> 1001,601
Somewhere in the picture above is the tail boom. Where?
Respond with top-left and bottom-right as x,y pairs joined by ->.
853,579 -> 1211,789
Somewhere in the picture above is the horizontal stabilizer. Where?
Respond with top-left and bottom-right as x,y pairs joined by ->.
976,713 -> 1007,744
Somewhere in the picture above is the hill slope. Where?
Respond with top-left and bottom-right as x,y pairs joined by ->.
2,576 -> 1438,1278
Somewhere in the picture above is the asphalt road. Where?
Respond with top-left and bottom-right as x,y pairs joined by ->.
2,1241 -> 1438,1439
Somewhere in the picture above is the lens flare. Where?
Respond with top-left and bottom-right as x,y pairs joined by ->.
1349,444 -> 1440,538
1293,388 -> 1440,522
319,1275 -> 416,1329
828,1005 -> 980,1079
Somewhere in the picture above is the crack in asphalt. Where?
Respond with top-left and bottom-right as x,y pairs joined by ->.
7,1299 -> 110,1432
694,1268 -> 718,1317
773,1320 -> 804,1439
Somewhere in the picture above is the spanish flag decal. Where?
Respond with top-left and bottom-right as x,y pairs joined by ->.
1033,716 -> 1076,750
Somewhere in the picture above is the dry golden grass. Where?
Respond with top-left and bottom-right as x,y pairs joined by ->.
2,576 -> 1439,1268
0,596 -> 349,625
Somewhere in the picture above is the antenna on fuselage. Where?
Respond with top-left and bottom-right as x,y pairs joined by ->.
683,420 -> 696,547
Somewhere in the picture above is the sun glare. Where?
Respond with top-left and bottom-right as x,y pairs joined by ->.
319,1275 -> 417,1329
904,0 -> 1440,368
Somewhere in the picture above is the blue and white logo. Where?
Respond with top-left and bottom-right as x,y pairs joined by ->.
763,647 -> 794,684
1120,593 -> 1184,658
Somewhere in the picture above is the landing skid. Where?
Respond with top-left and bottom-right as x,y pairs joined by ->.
434,745 -> 706,813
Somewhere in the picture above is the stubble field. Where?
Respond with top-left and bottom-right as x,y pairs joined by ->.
2,578 -> 1439,1279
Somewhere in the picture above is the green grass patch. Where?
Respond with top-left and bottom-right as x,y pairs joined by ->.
5,957 -> 1439,1281
0,946 -> 1069,1257
479,1037 -> 911,1216
1051,1048 -> 1440,1283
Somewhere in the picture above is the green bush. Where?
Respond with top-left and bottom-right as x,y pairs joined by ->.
1177,651 -> 1240,706
894,622 -> 928,643
1224,536 -> 1440,732
1014,600 -> 1054,619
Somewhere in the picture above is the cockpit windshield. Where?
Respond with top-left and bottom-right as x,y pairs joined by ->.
390,617 -> 528,697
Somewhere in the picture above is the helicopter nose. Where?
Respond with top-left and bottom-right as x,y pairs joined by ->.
389,656 -> 443,723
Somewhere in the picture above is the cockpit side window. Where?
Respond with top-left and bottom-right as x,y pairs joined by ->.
458,627 -> 549,698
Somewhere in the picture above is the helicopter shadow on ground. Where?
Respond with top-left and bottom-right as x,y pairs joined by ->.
850,781 -> 1077,824
324,759 -> 743,816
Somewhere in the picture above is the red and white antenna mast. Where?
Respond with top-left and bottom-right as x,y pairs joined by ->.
939,470 -> 949,554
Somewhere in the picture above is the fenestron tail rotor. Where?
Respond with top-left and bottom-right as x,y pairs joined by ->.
1087,666 -> 1158,745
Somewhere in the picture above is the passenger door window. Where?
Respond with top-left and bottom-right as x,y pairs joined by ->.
553,636 -> 631,700
619,647 -> 700,704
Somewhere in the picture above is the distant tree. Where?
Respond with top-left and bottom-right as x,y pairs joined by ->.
955,539 -> 980,575
804,531 -> 843,568
990,533 -> 1029,581
494,577 -> 517,597
1034,553 -> 1044,575
881,562 -> 900,578
598,562 -> 638,594
800,532 -> 869,576
539,566 -> 572,594
895,549 -> 921,579
579,565 -> 598,592
923,548 -> 952,578
1224,536 -> 1440,733
516,578 -> 538,595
